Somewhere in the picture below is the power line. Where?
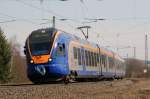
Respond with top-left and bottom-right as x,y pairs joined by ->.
0,12 -> 16,19
79,0 -> 88,19
0,20 -> 16,24
16,0 -> 82,24
108,17 -> 150,21
0,12 -> 38,24
38,16 -> 78,31
16,0 -> 68,18
37,0 -> 103,2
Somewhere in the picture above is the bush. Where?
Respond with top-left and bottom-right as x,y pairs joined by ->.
125,58 -> 146,78
0,28 -> 11,83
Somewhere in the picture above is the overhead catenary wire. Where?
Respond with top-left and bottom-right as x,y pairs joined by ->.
0,12 -> 16,19
2,0 -> 150,36
16,0 -> 61,17
0,12 -> 38,24
0,20 -> 16,24
79,0 -> 88,20
3,1 -> 150,30
16,0 -> 81,24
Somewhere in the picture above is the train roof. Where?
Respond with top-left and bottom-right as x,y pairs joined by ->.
27,27 -> 124,61
56,28 -> 124,61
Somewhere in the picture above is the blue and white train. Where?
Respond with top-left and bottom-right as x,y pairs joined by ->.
24,28 -> 126,83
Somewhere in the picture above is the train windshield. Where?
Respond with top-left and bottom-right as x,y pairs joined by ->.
29,28 -> 55,56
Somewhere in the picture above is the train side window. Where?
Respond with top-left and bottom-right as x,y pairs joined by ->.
91,52 -> 93,66
101,55 -> 104,65
77,48 -> 82,65
120,63 -> 122,70
123,63 -> 126,71
85,50 -> 88,66
88,51 -> 90,66
24,46 -> 26,55
101,54 -> 106,67
100,54 -> 102,65
89,51 -> 92,66
118,62 -> 120,70
93,53 -> 95,66
123,63 -> 125,70
121,63 -> 123,71
92,52 -> 94,66
116,60 -> 119,70
105,56 -> 108,68
96,53 -> 98,66
92,52 -> 95,66
90,52 -> 92,66
57,43 -> 65,56
73,47 -> 77,59
117,60 -> 120,70
98,53 -> 101,65
118,61 -> 121,70
81,49 -> 85,66
108,57 -> 113,69
96,53 -> 99,64
88,51 -> 91,66
120,62 -> 121,70
105,55 -> 107,67
94,53 -> 97,66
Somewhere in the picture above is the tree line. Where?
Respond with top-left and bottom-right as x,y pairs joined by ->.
0,27 -> 11,83
0,27 -> 28,83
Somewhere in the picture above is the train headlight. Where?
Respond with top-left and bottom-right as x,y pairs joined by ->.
49,58 -> 52,61
54,43 -> 57,48
30,60 -> 34,63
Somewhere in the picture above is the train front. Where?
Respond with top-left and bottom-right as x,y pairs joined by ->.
24,28 -> 67,83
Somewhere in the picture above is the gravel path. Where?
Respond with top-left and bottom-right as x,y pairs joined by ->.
0,79 -> 150,99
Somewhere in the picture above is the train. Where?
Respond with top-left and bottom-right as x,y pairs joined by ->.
24,28 -> 126,84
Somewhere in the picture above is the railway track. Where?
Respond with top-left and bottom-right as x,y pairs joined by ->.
0,78 -> 125,87
0,79 -> 149,99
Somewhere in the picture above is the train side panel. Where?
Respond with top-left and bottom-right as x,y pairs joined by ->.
68,39 -> 125,79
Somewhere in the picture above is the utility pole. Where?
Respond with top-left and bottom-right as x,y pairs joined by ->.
52,16 -> 55,28
145,34 -> 148,71
126,53 -> 128,59
116,33 -> 120,53
133,47 -> 136,58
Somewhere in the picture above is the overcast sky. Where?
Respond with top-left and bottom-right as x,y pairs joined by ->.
1,0 -> 150,59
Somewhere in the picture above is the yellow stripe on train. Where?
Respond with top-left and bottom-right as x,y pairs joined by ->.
69,66 -> 83,70
69,41 -> 114,58
69,66 -> 100,71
